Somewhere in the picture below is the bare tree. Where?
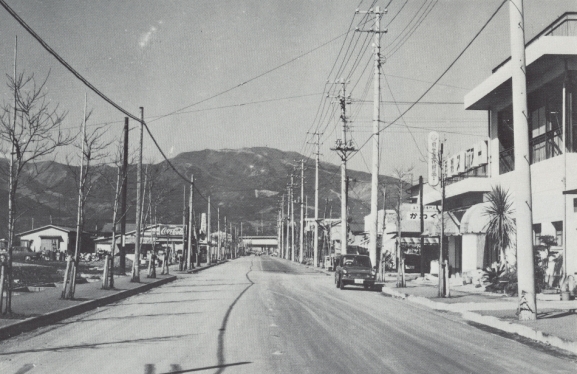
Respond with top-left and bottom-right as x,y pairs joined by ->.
61,107 -> 112,299
391,167 -> 414,288
0,72 -> 72,314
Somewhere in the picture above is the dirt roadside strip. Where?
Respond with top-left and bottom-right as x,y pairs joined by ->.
380,286 -> 577,356
0,260 -> 227,341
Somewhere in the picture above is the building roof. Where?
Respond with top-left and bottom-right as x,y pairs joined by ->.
17,225 -> 78,237
465,12 -> 577,110
101,223 -> 137,233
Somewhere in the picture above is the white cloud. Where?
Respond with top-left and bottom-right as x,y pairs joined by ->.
139,25 -> 159,48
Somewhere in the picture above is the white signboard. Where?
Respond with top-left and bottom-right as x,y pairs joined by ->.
428,132 -> 440,186
405,205 -> 439,221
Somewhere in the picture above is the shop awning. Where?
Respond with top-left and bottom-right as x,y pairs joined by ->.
460,202 -> 491,234
399,237 -> 439,245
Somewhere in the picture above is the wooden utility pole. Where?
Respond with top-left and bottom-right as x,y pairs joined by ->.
509,0 -> 536,320
131,107 -> 144,282
290,174 -> 296,262
285,186 -> 290,259
331,80 -> 355,257
119,117 -> 129,274
187,175 -> 194,270
357,5 -> 386,269
419,176 -> 425,278
280,195 -> 285,257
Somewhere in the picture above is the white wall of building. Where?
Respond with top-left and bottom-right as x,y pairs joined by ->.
20,228 -> 70,253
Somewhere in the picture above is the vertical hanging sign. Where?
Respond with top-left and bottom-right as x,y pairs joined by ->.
428,131 -> 440,186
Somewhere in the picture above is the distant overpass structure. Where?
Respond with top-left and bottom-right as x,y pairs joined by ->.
240,236 -> 278,254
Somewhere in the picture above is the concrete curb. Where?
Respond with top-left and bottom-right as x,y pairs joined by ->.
0,275 -> 177,341
380,286 -> 577,355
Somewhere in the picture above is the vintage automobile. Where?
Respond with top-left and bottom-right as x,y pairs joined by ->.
334,254 -> 382,291
0,246 -> 41,262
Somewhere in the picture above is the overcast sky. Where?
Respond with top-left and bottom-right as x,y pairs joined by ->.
0,0 -> 574,182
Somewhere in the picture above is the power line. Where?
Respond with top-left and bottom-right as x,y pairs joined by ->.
352,0 -> 507,157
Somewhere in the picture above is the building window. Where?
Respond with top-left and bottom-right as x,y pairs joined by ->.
552,221 -> 563,246
533,223 -> 542,244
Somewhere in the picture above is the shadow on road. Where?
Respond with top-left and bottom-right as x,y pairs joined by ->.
0,334 -> 200,356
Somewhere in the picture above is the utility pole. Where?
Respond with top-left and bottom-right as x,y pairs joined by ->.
180,185 -> 186,271
187,175 -> 194,270
311,132 -> 321,267
438,143 -> 448,297
224,216 -> 228,259
207,196 -> 211,264
299,159 -> 305,263
357,6 -> 386,268
285,186 -> 290,259
217,207 -> 221,261
119,117 -> 128,274
305,195 -> 309,259
509,0 -> 536,320
132,107 -> 144,282
280,195 -> 285,257
419,176 -> 425,278
290,173 -> 296,262
331,80 -> 355,257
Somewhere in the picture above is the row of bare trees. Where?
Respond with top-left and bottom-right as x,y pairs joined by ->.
0,66 -> 157,313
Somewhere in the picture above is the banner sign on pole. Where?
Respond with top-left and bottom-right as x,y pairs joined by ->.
428,132 -> 440,186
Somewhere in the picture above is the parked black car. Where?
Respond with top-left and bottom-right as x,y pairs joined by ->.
334,254 -> 382,291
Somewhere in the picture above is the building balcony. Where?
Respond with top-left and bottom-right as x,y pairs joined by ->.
445,164 -> 488,186
499,128 -> 564,174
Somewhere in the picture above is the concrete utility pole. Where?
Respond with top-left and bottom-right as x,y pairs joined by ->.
509,0 -> 536,320
224,216 -> 228,259
313,132 -> 321,267
299,159 -> 305,263
331,80 -> 355,257
217,207 -> 221,260
132,107 -> 144,282
357,5 -> 386,269
305,195 -> 309,259
187,175 -> 194,270
207,196 -> 211,264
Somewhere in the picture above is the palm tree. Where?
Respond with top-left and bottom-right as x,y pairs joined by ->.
483,185 -> 516,271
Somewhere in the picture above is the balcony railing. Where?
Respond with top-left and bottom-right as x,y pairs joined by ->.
445,164 -> 488,186
530,128 -> 562,163
499,147 -> 515,174
499,128 -> 563,174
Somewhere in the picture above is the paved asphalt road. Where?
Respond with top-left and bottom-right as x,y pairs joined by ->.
0,255 -> 575,374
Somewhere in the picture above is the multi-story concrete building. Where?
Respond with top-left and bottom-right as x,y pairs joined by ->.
424,12 -> 577,278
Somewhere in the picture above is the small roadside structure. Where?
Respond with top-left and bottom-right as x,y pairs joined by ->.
17,225 -> 94,257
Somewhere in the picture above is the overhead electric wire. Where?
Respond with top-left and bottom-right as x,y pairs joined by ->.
351,0 -> 507,157
383,0 -> 429,53
386,0 -> 438,59
383,70 -> 425,159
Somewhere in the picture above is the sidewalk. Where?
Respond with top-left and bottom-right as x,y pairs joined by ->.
0,260 -> 227,341
380,276 -> 577,355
